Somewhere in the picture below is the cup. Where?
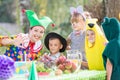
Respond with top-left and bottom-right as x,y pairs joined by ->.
66,50 -> 82,72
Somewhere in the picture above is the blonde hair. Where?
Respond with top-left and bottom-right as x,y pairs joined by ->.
71,13 -> 85,23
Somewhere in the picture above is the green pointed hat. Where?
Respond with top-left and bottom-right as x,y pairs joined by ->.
28,61 -> 38,80
25,10 -> 54,29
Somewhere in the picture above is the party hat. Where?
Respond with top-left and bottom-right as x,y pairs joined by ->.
28,61 -> 38,80
23,9 -> 54,29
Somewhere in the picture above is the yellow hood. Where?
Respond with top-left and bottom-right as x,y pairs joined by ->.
85,18 -> 107,70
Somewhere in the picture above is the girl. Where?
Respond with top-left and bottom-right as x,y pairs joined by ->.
66,6 -> 88,69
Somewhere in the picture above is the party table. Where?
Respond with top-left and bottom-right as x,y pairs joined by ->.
9,61 -> 106,80
9,70 -> 106,80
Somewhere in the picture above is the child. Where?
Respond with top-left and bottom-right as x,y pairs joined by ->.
102,17 -> 120,80
39,32 -> 67,68
0,9 -> 54,61
86,30 -> 95,44
85,18 -> 107,70
66,6 -> 88,69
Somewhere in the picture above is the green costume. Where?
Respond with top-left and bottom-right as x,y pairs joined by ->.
102,17 -> 120,80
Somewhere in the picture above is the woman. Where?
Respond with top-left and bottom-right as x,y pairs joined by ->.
1,10 -> 54,61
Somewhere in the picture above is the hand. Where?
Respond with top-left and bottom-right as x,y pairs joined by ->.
81,61 -> 89,69
44,55 -> 52,61
13,33 -> 29,48
66,45 -> 71,50
106,59 -> 112,80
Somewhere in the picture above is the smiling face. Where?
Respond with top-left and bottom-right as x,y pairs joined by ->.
49,38 -> 63,55
86,30 -> 95,44
29,26 -> 45,42
71,13 -> 85,31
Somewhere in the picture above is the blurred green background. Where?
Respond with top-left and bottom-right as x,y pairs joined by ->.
0,0 -> 120,54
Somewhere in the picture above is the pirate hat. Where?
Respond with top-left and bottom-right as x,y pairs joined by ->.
44,32 -> 67,52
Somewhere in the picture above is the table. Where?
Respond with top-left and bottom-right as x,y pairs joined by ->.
9,61 -> 106,80
9,70 -> 106,80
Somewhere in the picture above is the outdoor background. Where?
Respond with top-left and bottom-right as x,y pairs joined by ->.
0,0 -> 120,54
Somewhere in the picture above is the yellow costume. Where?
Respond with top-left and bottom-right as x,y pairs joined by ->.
85,19 -> 107,70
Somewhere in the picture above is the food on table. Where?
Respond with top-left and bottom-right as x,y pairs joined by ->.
56,55 -> 77,74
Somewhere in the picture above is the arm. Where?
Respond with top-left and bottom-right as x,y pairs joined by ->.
106,58 -> 112,80
0,38 -> 2,46
1,35 -> 25,47
81,61 -> 88,69
1,38 -> 15,46
66,35 -> 71,50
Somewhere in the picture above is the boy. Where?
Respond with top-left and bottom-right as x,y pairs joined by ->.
39,32 -> 67,68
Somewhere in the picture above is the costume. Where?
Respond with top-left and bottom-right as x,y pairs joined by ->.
70,6 -> 85,20
69,6 -> 86,62
69,31 -> 86,61
85,18 -> 107,70
4,34 -> 42,61
4,10 -> 54,61
102,17 -> 120,80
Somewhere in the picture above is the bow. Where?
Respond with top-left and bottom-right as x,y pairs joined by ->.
70,6 -> 84,15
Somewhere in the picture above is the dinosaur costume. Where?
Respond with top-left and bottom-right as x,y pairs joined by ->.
85,18 -> 107,70
102,17 -> 120,80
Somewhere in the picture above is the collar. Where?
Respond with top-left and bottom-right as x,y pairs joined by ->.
18,33 -> 42,52
48,52 -> 61,60
29,40 -> 42,52
73,30 -> 84,35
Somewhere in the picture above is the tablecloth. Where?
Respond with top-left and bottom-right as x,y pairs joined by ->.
9,61 -> 106,80
9,70 -> 106,80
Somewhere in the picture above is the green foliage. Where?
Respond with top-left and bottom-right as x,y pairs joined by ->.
0,0 -> 104,54
20,0 -> 84,53
46,0 -> 83,37
0,0 -> 16,23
